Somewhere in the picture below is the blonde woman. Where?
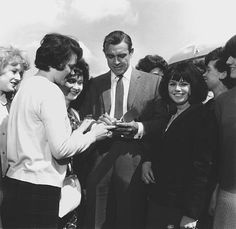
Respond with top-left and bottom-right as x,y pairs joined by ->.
0,46 -> 30,227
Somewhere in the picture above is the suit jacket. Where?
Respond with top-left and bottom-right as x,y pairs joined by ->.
79,68 -> 168,229
80,68 -> 167,137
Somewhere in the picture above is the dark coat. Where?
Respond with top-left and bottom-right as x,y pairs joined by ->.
148,103 -> 218,220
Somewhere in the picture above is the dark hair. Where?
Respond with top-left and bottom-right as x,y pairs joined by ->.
136,54 -> 168,74
192,58 -> 206,74
70,58 -> 90,109
205,47 -> 233,89
223,34 -> 236,59
74,58 -> 89,87
35,33 -> 83,71
103,30 -> 133,53
159,62 -> 208,105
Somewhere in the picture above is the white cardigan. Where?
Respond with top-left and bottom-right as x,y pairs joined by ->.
7,76 -> 96,187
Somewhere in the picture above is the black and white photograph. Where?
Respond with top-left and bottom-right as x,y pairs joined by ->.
1,0 -> 236,228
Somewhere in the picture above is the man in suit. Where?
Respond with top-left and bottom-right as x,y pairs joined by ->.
81,30 -> 167,229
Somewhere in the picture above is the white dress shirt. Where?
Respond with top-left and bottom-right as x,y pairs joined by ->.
109,66 -> 144,138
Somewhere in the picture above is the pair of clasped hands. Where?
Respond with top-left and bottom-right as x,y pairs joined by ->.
97,112 -> 139,139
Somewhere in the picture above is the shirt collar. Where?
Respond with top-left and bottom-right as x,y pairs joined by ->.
111,65 -> 132,82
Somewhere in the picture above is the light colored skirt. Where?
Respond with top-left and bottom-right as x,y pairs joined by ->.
213,188 -> 236,229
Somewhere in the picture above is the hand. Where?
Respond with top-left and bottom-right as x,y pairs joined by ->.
180,216 -> 197,228
90,123 -> 115,141
77,119 -> 96,133
98,113 -> 117,126
113,121 -> 139,138
141,161 -> 155,184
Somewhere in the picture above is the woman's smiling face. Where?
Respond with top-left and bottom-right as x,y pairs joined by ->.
60,73 -> 84,104
0,62 -> 22,94
168,78 -> 191,105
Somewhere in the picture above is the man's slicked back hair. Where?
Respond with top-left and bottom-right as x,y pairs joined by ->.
103,30 -> 133,53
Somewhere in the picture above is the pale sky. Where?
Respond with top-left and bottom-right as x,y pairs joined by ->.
1,0 -> 236,77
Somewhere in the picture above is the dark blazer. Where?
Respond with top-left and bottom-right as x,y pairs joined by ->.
148,103 -> 218,220
80,68 -> 167,229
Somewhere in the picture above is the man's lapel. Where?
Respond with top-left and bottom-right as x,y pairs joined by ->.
127,69 -> 142,110
102,71 -> 112,114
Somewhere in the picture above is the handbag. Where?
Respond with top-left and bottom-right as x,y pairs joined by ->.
59,161 -> 81,218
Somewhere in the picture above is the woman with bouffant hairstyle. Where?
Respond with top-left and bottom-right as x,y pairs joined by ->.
0,46 -> 30,227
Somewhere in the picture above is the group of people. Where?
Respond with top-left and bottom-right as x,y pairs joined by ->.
0,30 -> 236,229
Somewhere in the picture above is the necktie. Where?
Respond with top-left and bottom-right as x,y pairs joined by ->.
114,75 -> 124,119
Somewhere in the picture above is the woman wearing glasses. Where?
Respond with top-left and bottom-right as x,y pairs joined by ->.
142,62 -> 218,229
